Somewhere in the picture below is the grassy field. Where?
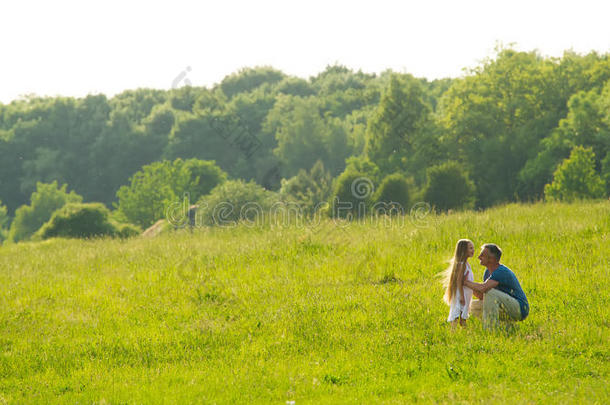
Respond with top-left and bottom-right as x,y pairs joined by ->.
0,202 -> 609,404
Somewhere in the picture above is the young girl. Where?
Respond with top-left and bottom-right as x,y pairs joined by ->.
442,239 -> 475,328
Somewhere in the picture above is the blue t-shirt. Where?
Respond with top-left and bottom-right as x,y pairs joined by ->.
483,265 -> 529,319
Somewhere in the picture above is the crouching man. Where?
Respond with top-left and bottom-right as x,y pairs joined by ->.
465,244 -> 529,328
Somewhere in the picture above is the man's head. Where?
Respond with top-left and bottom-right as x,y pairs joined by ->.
478,243 -> 502,268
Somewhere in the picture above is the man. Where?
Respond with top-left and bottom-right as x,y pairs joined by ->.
464,244 -> 529,328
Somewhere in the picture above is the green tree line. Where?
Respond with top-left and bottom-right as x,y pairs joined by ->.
1,48 -> 609,239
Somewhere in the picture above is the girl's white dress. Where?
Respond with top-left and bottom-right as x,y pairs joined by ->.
447,262 -> 474,322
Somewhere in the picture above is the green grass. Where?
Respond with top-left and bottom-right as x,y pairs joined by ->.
1,202 -> 609,404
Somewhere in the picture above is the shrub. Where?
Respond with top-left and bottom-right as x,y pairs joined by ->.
8,181 -> 82,242
330,170 -> 375,219
178,158 -> 228,202
423,162 -> 475,211
196,180 -> 278,226
544,146 -> 605,202
37,203 -> 116,239
115,158 -> 227,228
114,223 -> 142,239
343,156 -> 381,185
279,160 -> 333,216
114,161 -> 176,229
373,173 -> 411,215
35,203 -> 141,240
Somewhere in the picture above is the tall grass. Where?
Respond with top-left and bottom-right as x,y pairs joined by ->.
0,202 -> 608,403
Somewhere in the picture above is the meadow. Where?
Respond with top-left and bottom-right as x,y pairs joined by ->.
0,202 -> 608,404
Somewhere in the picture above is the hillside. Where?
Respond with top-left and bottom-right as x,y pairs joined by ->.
0,202 -> 608,403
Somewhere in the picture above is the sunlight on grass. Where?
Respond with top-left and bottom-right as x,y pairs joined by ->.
0,202 -> 608,403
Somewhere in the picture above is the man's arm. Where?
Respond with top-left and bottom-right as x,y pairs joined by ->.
464,278 -> 499,295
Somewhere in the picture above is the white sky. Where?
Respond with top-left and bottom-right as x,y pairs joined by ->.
1,0 -> 609,104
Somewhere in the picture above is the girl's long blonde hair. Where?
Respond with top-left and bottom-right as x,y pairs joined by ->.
441,239 -> 472,305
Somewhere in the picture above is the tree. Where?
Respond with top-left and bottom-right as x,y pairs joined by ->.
87,109 -> 150,205
0,138 -> 26,214
115,159 -> 227,228
365,74 -> 430,175
311,65 -> 379,118
164,113 -> 235,168
2,55 -> 608,216
561,89 -> 608,161
330,170 -> 376,219
268,95 -> 327,177
602,152 -> 610,196
342,108 -> 372,157
196,180 -> 278,226
438,48 -> 561,207
107,88 -> 168,123
342,156 -> 382,185
0,200 -> 9,243
266,95 -> 353,178
8,181 -> 83,242
518,85 -> 610,200
219,67 -> 285,99
223,88 -> 280,185
274,77 -> 316,97
423,162 -> 475,211
178,159 -> 228,202
544,146 -> 605,201
115,161 -> 176,228
169,86 -> 197,112
373,173 -> 411,214
516,129 -> 576,201
279,160 -> 333,216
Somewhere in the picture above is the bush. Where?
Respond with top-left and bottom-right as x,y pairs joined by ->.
343,156 -> 381,185
37,203 -> 116,239
601,152 -> 610,197
114,222 -> 142,239
330,170 -> 375,219
544,146 -> 605,202
279,160 -> 333,216
423,162 -> 475,211
8,181 -> 82,243
178,159 -> 228,202
373,173 -> 411,215
36,203 -> 141,240
196,180 -> 278,226
115,158 -> 227,228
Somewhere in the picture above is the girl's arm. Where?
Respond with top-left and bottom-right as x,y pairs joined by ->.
456,263 -> 465,305
463,278 -> 499,294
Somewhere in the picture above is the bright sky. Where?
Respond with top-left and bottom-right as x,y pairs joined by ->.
1,0 -> 609,104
